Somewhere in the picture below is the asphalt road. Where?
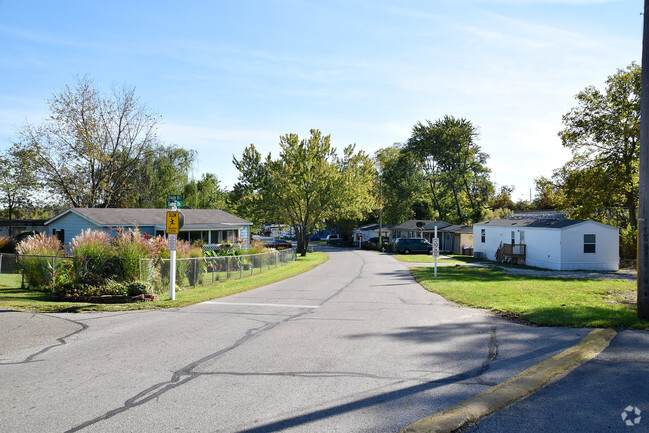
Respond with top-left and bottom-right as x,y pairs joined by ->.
462,330 -> 649,433
1,248 -> 590,432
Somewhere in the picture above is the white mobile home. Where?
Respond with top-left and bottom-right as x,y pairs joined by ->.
473,218 -> 619,271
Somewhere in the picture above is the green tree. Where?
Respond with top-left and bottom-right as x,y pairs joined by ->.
491,185 -> 515,210
183,173 -> 230,210
375,144 -> 433,224
233,129 -> 376,255
19,75 -> 160,208
533,176 -> 562,209
0,144 -> 40,233
557,63 -> 640,230
407,116 -> 493,223
133,144 -> 196,208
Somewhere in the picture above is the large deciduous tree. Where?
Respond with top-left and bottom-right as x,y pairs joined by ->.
406,116 -> 493,223
183,173 -> 230,211
557,63 -> 640,231
375,144 -> 433,224
233,129 -> 376,255
0,144 -> 40,232
20,75 -> 160,208
133,144 -> 196,208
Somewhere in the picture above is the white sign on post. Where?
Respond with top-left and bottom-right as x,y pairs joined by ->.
432,238 -> 440,258
168,234 -> 177,251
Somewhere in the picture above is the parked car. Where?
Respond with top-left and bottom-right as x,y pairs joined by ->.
310,234 -> 321,241
392,238 -> 432,254
326,234 -> 341,245
363,237 -> 389,250
264,239 -> 293,250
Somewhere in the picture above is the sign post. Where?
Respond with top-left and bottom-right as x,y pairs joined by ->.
432,226 -> 439,280
166,206 -> 184,301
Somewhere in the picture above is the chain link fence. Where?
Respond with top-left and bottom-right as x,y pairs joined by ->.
139,248 -> 297,293
1,248 -> 298,293
0,253 -> 76,289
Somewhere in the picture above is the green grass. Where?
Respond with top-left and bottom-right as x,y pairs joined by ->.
393,254 -> 484,264
0,273 -> 22,289
412,266 -> 649,329
0,252 -> 328,313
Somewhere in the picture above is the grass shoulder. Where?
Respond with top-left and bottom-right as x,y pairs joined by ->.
411,265 -> 649,329
0,252 -> 328,313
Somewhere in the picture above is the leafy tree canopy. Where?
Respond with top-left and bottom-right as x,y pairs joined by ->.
233,129 -> 376,255
19,75 -> 161,208
556,62 -> 640,230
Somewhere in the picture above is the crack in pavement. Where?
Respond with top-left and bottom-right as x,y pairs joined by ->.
236,326 -> 501,433
65,252 -> 369,432
0,314 -> 89,365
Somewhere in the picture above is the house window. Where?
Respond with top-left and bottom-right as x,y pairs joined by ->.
520,231 -> 525,244
481,229 -> 485,243
584,234 -> 596,253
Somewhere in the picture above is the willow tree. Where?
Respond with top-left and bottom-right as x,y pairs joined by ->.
233,129 -> 376,255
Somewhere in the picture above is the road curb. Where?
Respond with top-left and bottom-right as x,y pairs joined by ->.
398,328 -> 617,433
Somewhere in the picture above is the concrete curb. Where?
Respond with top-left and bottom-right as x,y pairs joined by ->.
398,328 -> 617,433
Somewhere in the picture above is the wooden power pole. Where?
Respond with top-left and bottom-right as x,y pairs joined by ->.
638,0 -> 649,320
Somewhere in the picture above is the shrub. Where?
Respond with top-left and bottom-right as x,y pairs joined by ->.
70,229 -> 112,258
0,236 -> 16,253
113,228 -> 152,281
124,281 -> 152,296
17,232 -> 63,256
16,233 -> 63,289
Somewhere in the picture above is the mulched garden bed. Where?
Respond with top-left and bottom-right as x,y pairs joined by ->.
51,294 -> 158,303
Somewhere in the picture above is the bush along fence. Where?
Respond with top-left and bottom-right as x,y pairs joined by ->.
0,252 -> 157,302
139,248 -> 297,293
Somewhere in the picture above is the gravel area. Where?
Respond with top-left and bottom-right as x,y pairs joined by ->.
405,260 -> 637,282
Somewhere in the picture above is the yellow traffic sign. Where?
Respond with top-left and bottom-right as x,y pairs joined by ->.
166,211 -> 180,234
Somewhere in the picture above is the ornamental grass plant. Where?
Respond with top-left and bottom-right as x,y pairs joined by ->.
16,233 -> 63,288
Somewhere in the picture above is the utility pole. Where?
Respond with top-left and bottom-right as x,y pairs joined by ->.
379,178 -> 383,251
638,0 -> 649,320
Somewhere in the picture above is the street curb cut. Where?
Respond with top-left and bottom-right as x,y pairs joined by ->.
398,328 -> 617,433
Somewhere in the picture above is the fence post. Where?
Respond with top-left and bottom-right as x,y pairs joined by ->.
239,257 -> 242,279
227,256 -> 230,280
52,256 -> 55,281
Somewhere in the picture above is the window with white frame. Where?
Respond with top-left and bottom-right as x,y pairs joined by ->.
481,228 -> 485,243
584,234 -> 596,253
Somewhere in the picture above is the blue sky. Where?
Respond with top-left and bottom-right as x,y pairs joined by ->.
0,0 -> 642,202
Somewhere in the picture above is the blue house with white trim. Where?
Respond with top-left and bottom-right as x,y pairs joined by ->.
45,208 -> 253,249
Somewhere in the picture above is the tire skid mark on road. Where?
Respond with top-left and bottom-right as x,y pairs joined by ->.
0,314 -> 88,366
65,252 -> 369,432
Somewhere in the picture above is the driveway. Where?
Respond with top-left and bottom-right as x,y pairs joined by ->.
1,249 -> 590,432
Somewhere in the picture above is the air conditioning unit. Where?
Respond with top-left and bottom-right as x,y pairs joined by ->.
474,251 -> 485,259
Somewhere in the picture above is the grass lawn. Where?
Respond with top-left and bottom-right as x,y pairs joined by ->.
393,254 -> 484,264
0,252 -> 328,313
412,266 -> 649,329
